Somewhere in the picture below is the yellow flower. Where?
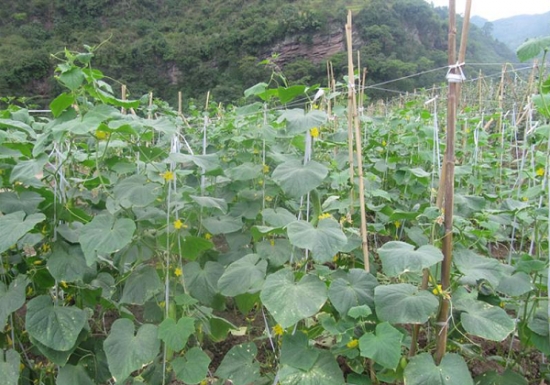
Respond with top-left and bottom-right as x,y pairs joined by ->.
522,196 -> 529,202
394,221 -> 401,228
95,130 -> 109,140
162,170 -> 174,181
159,301 -> 166,308
174,267 -> 183,277
382,140 -> 387,147
270,239 -> 275,247
536,168 -> 545,177
60,281 -> 68,289
332,255 -> 339,263
346,339 -> 359,348
273,324 -> 284,336
265,196 -> 273,202
258,179 -> 264,186
173,219 -> 187,230
318,213 -> 331,220
432,285 -> 443,295
310,127 -> 319,138
204,233 -> 212,240
262,164 -> 270,174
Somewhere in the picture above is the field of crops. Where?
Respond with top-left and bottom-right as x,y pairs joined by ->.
0,36 -> 549,385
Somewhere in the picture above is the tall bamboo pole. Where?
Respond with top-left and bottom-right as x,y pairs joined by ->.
346,11 -> 370,272
434,0 -> 458,365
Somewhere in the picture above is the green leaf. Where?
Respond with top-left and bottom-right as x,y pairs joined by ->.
0,191 -> 44,214
0,211 -> 46,253
456,299 -> 515,341
120,265 -> 163,305
244,82 -> 268,98
404,353 -> 473,385
278,108 -> 327,134
474,369 -> 527,385
377,241 -> 443,277
202,215 -> 242,234
262,208 -> 297,227
218,254 -> 267,296
280,332 -> 320,371
113,176 -> 161,208
279,350 -> 345,385
226,162 -> 262,181
358,322 -> 403,370
0,349 -> 20,385
454,249 -> 508,287
57,364 -> 95,385
50,93 -> 75,118
172,347 -> 211,384
79,213 -> 136,265
9,155 -> 48,187
104,319 -> 160,383
496,272 -> 533,296
348,305 -> 372,319
260,269 -> 327,328
272,160 -> 328,198
0,275 -> 27,330
58,68 -> 85,91
47,242 -> 95,283
215,343 -> 261,385
158,317 -> 195,351
256,238 -> 292,266
190,195 -> 228,214
169,153 -> 220,171
374,284 -> 439,324
516,36 -> 550,62
25,295 -> 87,351
30,329 -> 87,366
182,236 -> 213,260
328,269 -> 377,316
278,85 -> 307,104
287,218 -> 347,263
183,261 -> 224,305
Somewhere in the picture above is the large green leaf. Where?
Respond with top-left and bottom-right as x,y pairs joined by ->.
183,261 -> 224,305
517,36 -> 550,62
455,299 -> 515,341
287,218 -> 347,263
262,208 -> 297,227
120,265 -> 163,305
226,162 -> 262,181
278,108 -> 327,134
374,284 -> 439,324
57,364 -> 95,385
280,332 -> 320,371
404,353 -> 473,385
9,156 -> 48,187
79,213 -> 136,265
474,369 -> 527,385
377,241 -> 443,277
218,254 -> 267,296
158,317 -> 195,352
172,347 -> 211,384
328,269 -> 377,316
202,215 -> 242,235
272,160 -> 328,198
0,349 -> 19,385
0,275 -> 27,330
260,269 -> 327,328
0,191 -> 44,214
256,238 -> 292,266
50,93 -> 76,118
113,175 -> 161,208
26,295 -> 87,351
215,343 -> 261,385
47,242 -> 95,283
278,350 -> 345,385
496,272 -> 533,296
104,319 -> 160,383
358,322 -> 403,370
181,236 -> 213,260
0,211 -> 46,254
190,195 -> 228,214
453,249 -> 508,287
169,153 -> 220,171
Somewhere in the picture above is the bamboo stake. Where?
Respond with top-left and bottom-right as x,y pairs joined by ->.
435,0 -> 458,365
346,11 -> 370,272
121,84 -> 127,115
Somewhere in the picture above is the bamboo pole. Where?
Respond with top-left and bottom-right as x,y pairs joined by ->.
435,0 -> 458,365
121,84 -> 127,115
346,11 -> 370,272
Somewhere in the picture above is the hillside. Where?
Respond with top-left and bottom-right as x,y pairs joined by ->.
0,0 -> 517,107
472,12 -> 550,51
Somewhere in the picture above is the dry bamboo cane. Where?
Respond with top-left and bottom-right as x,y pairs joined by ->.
434,0 -> 458,365
346,11 -> 370,272
121,84 -> 127,115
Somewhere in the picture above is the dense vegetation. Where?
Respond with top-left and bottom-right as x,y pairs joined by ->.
0,27 -> 549,384
0,0 -> 516,107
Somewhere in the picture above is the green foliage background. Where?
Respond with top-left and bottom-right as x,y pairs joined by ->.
0,0 -> 516,107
